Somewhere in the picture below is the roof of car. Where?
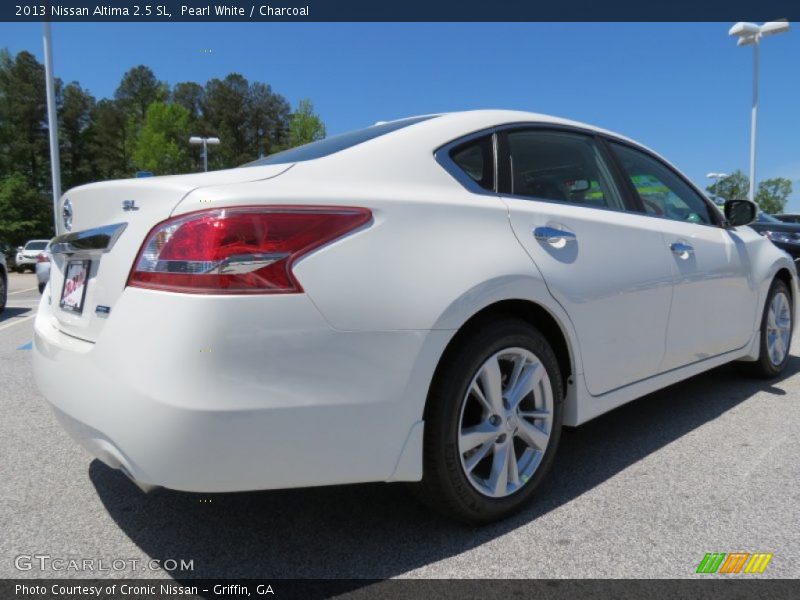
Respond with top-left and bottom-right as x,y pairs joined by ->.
406,109 -> 641,144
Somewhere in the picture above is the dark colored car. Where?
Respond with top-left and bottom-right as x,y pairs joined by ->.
749,212 -> 800,260
0,247 -> 6,314
774,213 -> 800,224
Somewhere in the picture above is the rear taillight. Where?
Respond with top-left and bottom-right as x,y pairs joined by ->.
128,206 -> 371,294
36,253 -> 49,263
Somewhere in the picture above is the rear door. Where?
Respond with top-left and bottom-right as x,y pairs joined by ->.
606,141 -> 757,370
499,128 -> 675,396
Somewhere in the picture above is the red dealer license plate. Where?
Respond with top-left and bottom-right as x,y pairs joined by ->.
60,260 -> 90,314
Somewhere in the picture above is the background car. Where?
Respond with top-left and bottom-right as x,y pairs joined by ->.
0,248 -> 6,314
749,212 -> 800,260
0,241 -> 17,271
35,241 -> 52,293
774,213 -> 800,224
15,239 -> 49,272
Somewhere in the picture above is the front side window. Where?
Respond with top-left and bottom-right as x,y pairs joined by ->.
610,142 -> 714,225
506,130 -> 625,210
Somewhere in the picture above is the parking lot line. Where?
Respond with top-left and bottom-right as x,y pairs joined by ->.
0,314 -> 35,332
8,287 -> 38,295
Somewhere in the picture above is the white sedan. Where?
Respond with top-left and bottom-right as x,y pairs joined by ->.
33,110 -> 795,522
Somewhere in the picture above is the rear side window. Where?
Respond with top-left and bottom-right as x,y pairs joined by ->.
450,135 -> 495,191
246,115 -> 436,166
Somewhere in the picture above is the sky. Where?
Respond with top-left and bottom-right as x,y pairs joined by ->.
1,22 -> 799,209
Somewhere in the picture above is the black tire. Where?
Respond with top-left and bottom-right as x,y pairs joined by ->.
415,318 -> 564,523
0,272 -> 6,313
743,278 -> 793,378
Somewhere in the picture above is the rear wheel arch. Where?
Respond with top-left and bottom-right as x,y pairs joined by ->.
426,300 -> 574,418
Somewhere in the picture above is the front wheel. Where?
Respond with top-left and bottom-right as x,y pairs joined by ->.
0,275 -> 6,313
415,319 -> 564,523
745,278 -> 793,378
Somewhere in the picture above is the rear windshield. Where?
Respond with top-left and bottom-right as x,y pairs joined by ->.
24,241 -> 47,250
246,115 -> 436,167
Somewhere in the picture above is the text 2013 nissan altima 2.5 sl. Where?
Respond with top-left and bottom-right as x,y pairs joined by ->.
33,111 -> 796,522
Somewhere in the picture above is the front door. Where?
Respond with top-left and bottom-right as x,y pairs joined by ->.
607,141 -> 757,370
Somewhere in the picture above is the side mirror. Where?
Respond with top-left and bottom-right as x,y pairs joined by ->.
16,246 -> 23,252
724,199 -> 757,227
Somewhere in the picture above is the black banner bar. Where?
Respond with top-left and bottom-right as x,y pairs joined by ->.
3,1 -> 800,22
2,579 -> 799,600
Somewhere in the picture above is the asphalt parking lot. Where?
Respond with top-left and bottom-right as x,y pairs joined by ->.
1,271 -> 798,580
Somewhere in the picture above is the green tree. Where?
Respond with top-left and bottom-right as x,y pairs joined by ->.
172,82 -> 207,171
88,99 -> 132,179
247,81 -> 291,158
0,174 -> 53,245
115,65 -> 168,124
706,170 -> 793,214
59,82 -> 96,189
172,81 -> 205,122
756,178 -> 793,214
286,99 -> 326,148
706,170 -> 749,204
132,101 -> 192,175
0,50 -> 51,190
201,74 -> 291,167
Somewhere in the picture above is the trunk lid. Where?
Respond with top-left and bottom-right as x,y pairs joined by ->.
47,165 -> 292,342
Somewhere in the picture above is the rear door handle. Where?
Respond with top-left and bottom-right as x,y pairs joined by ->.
670,242 -> 694,258
534,226 -> 577,248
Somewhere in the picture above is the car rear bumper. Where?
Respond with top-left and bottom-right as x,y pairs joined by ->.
33,288 -> 431,492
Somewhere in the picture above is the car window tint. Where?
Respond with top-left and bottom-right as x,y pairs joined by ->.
245,115 -> 436,166
610,142 -> 713,225
450,135 -> 494,191
25,241 -> 47,250
507,131 -> 624,210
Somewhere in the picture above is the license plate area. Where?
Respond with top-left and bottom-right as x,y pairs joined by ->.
60,259 -> 90,314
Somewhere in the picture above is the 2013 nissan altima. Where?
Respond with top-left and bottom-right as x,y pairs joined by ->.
33,111 -> 795,522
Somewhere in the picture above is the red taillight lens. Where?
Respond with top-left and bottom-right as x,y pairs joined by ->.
36,253 -> 49,263
128,206 -> 371,294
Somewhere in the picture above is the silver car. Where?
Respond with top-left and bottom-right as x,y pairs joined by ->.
16,239 -> 49,273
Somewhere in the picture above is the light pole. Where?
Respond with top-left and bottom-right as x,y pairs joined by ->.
189,136 -> 221,172
42,22 -> 62,232
706,172 -> 729,205
728,20 -> 790,202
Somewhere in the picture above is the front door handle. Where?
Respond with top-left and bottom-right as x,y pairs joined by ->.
534,226 -> 577,248
670,242 -> 694,258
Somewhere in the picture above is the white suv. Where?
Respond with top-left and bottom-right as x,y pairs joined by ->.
15,239 -> 50,273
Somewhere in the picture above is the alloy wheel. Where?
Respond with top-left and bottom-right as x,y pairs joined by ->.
766,291 -> 792,366
457,348 -> 554,498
